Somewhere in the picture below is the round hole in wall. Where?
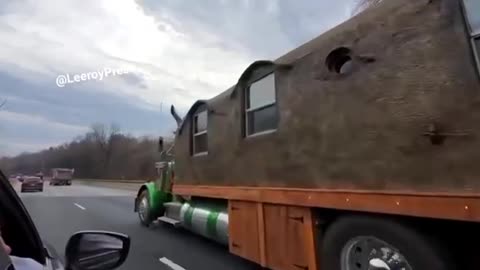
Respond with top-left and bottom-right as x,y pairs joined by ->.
325,47 -> 353,74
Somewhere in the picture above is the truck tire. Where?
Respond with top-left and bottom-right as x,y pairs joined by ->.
321,216 -> 453,270
137,190 -> 153,226
67,181 -> 72,186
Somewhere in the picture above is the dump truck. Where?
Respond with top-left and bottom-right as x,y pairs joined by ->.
134,0 -> 480,269
50,168 -> 74,186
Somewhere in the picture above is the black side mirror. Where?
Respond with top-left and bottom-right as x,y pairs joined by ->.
158,136 -> 164,152
65,231 -> 130,270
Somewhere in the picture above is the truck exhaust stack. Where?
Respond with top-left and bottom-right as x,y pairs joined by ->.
170,105 -> 182,127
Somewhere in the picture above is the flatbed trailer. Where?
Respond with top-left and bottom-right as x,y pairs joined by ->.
135,0 -> 480,269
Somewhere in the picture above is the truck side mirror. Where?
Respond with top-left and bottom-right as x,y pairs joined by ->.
158,137 -> 164,152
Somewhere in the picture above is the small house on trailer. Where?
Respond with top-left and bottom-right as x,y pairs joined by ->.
173,0 -> 480,194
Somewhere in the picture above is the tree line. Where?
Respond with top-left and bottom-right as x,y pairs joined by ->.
0,123 -> 173,181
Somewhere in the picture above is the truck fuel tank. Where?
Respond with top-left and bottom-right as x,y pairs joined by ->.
179,203 -> 229,246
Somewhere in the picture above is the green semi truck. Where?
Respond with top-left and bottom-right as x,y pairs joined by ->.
133,149 -> 229,246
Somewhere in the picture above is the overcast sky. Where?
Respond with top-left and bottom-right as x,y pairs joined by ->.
0,0 -> 354,157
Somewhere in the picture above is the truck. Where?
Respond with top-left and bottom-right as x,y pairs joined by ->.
50,168 -> 74,186
134,0 -> 480,269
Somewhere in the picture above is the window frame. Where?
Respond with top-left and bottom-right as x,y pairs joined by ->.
462,0 -> 480,76
192,109 -> 208,156
244,72 -> 278,137
471,33 -> 480,75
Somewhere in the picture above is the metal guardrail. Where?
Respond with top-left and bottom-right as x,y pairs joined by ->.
76,179 -> 146,183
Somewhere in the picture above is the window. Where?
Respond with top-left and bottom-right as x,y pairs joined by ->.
192,110 -> 208,155
245,73 -> 278,136
463,0 -> 480,71
325,47 -> 353,74
463,0 -> 480,35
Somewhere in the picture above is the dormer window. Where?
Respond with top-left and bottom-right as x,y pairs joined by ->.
463,0 -> 480,73
245,73 -> 278,136
192,109 -> 208,155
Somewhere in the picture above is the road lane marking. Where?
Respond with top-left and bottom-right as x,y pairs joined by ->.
159,257 -> 186,270
74,203 -> 86,210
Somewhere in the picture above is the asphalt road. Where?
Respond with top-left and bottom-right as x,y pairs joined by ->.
13,181 -> 260,270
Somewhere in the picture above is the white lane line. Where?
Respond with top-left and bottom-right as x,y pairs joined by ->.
74,203 -> 86,210
159,257 -> 186,270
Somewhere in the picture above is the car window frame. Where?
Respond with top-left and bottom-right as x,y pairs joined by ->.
0,170 -> 46,264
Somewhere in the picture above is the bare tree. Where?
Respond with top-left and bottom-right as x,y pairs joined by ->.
2,125 -> 162,180
351,0 -> 384,16
90,123 -> 120,177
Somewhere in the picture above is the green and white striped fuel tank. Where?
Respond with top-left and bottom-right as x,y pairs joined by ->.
180,203 -> 229,245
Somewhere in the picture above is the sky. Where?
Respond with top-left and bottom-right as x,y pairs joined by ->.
0,0 -> 355,157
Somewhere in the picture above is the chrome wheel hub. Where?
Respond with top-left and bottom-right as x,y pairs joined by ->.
138,197 -> 148,221
341,236 -> 412,270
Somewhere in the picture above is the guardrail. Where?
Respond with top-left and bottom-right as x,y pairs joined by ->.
75,179 -> 146,191
76,179 -> 147,183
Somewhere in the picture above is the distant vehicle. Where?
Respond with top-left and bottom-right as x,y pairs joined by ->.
50,168 -> 74,186
16,175 -> 24,183
35,172 -> 44,180
20,176 -> 43,192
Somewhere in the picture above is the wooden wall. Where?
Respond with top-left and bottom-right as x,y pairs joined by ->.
174,0 -> 480,193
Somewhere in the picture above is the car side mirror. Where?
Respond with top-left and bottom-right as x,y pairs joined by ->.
65,231 -> 130,270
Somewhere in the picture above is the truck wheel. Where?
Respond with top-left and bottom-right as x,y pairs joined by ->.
321,216 -> 452,270
137,190 -> 153,226
67,181 -> 72,186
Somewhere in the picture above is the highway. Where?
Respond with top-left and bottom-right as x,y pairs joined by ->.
12,180 -> 260,270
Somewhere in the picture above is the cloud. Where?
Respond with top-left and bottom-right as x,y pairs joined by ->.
0,0 -> 355,156
0,0 -> 256,109
0,110 -> 88,134
138,0 -> 354,59
0,110 -> 89,156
